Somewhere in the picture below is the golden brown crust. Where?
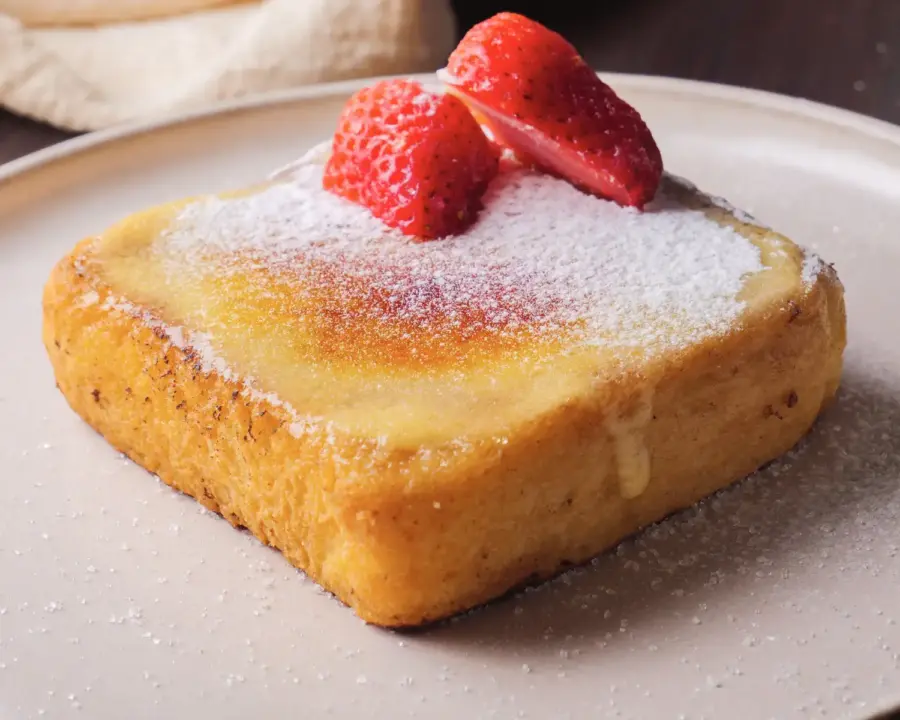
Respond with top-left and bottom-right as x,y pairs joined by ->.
42,231 -> 846,627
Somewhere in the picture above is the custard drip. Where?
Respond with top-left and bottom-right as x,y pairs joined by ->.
607,387 -> 655,499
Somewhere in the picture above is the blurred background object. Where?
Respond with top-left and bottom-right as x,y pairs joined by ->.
0,0 -> 898,163
0,0 -> 245,26
0,0 -> 456,131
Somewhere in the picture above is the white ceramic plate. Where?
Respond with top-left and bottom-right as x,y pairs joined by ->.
1,75 -> 899,720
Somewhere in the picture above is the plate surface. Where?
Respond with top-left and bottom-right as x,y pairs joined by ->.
1,75 -> 899,720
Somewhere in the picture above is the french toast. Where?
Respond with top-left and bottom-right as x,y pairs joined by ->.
42,149 -> 846,626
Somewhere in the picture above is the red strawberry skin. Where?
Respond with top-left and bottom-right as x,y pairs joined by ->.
444,12 -> 663,209
323,79 -> 499,240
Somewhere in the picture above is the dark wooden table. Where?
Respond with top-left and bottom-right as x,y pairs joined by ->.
1,0 -> 898,165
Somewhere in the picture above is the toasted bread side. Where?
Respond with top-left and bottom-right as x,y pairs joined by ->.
42,200 -> 846,626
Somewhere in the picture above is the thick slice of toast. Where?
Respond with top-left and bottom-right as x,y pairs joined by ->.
42,157 -> 846,627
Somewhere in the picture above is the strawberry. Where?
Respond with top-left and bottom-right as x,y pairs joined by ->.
323,79 -> 499,240
442,12 -> 663,209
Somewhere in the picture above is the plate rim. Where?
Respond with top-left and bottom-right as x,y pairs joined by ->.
2,72 -> 899,186
2,72 -> 900,720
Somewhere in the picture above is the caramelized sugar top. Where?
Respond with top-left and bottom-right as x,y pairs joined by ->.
87,159 -> 816,443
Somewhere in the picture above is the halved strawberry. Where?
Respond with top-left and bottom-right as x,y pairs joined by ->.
441,12 -> 663,209
323,79 -> 499,240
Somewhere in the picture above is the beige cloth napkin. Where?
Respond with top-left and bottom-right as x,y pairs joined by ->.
0,0 -> 457,131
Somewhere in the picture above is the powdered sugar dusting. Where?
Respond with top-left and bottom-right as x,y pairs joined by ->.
802,250 -> 827,286
158,161 -> 770,357
664,173 -> 761,225
708,193 -> 769,229
75,290 -> 99,308
100,295 -> 315,438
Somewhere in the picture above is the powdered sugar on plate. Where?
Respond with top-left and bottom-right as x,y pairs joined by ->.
157,159 -> 777,358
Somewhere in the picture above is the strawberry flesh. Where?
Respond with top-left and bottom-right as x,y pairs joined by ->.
443,12 -> 663,208
323,79 -> 499,240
